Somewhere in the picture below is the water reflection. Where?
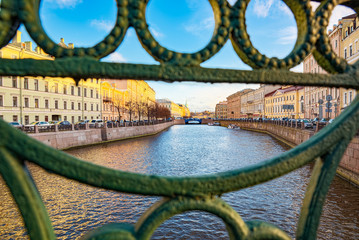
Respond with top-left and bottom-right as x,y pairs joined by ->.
0,125 -> 358,239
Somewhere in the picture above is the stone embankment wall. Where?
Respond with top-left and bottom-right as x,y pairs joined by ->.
31,122 -> 173,150
174,119 -> 185,125
201,119 -> 213,124
220,120 -> 359,186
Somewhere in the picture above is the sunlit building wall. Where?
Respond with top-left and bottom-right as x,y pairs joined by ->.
106,79 -> 156,120
157,98 -> 183,118
264,86 -> 304,119
215,101 -> 227,119
0,31 -> 102,124
227,89 -> 253,119
302,17 -> 342,119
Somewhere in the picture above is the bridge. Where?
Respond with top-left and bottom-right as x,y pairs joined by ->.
185,118 -> 202,124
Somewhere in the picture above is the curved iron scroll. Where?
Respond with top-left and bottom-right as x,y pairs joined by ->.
0,0 -> 359,239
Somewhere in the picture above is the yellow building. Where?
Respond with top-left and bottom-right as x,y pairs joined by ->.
156,99 -> 185,118
0,31 -> 102,124
101,81 -> 126,121
264,86 -> 304,119
178,104 -> 190,118
104,79 -> 156,121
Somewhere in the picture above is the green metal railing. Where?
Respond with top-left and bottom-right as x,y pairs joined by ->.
0,0 -> 359,239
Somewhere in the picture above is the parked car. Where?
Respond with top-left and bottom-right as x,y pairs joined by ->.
105,120 -> 115,127
76,120 -> 90,125
48,121 -> 59,125
25,121 -> 51,130
9,122 -> 23,129
319,118 -> 329,124
328,119 -> 335,124
312,118 -> 320,126
302,119 -> 313,129
89,119 -> 104,127
57,120 -> 71,125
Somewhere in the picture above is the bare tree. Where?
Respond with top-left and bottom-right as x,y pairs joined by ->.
113,97 -> 125,121
155,104 -> 171,120
144,102 -> 155,121
135,101 -> 145,122
125,100 -> 136,122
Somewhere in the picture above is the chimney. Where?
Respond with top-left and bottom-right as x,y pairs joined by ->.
68,43 -> 74,49
35,46 -> 41,53
60,38 -> 65,43
12,30 -> 22,43
25,41 -> 32,51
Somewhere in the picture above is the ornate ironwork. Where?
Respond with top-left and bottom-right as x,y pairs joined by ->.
0,0 -> 359,239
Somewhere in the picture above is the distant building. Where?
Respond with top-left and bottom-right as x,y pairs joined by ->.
227,89 -> 253,119
240,85 -> 280,118
178,103 -> 190,117
215,101 -> 227,119
264,86 -> 304,119
156,98 -> 187,118
192,111 -> 214,119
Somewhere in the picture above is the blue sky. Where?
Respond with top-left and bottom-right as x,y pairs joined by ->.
18,0 -> 354,112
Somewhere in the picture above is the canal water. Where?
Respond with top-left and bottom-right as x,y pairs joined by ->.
0,125 -> 358,239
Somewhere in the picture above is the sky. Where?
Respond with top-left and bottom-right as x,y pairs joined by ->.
17,0 -> 355,112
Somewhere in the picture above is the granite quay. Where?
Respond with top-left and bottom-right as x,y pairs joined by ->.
219,119 -> 359,187
26,120 -> 173,150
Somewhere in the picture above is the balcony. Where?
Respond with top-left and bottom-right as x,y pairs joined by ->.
103,96 -> 112,102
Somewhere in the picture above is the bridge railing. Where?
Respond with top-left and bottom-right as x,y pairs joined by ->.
1,0 -> 359,239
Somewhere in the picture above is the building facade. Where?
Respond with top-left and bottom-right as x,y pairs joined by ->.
227,89 -> 254,119
156,99 -> 184,118
341,13 -> 358,112
239,85 -> 281,118
0,31 -> 102,124
302,16 -> 343,119
104,79 -> 156,121
215,101 -> 227,119
264,86 -> 304,119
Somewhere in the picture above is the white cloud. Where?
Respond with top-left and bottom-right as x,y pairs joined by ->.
277,26 -> 297,45
184,17 -> 214,35
253,0 -> 274,18
106,52 -> 126,63
90,19 -> 113,32
44,0 -> 82,8
277,1 -> 292,16
149,27 -> 164,38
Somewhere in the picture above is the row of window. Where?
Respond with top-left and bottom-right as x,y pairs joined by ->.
0,77 -> 99,98
307,89 -> 339,105
5,115 -> 98,125
344,42 -> 359,59
266,95 -> 296,104
344,91 -> 354,105
266,106 -> 296,113
0,95 -> 100,111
